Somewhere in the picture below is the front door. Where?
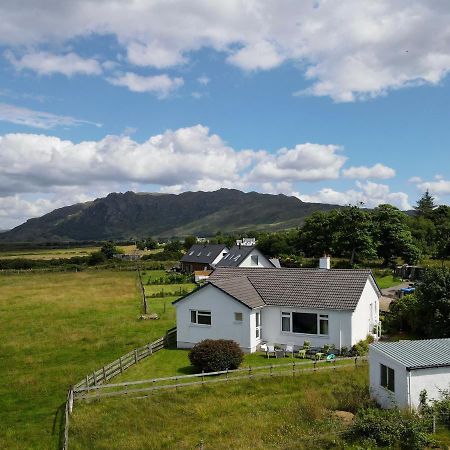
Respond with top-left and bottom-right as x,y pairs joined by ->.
255,311 -> 261,341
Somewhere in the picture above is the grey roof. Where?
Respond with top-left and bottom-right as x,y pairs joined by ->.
180,244 -> 228,264
215,245 -> 275,268
207,267 -> 379,310
212,276 -> 265,308
370,339 -> 450,370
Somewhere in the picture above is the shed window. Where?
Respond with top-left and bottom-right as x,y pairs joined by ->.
234,312 -> 243,322
190,310 -> 211,325
380,364 -> 395,392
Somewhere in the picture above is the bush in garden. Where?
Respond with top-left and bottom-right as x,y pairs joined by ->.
347,407 -> 431,449
352,334 -> 375,356
188,339 -> 244,372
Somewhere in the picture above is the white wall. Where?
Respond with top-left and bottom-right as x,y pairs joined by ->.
369,347 -> 409,409
351,278 -> 380,345
175,284 -> 256,352
211,248 -> 229,267
261,306 -> 354,349
410,367 -> 450,409
239,248 -> 274,268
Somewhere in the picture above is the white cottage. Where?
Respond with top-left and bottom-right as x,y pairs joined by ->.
173,262 -> 381,353
369,339 -> 450,409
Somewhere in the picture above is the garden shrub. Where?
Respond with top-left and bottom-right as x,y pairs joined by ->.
188,339 -> 244,372
352,334 -> 374,356
347,407 -> 431,450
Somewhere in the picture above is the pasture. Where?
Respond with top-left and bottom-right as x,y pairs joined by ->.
0,269 -> 176,450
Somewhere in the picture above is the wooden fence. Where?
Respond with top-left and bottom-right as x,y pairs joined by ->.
73,356 -> 367,401
73,328 -> 176,391
136,266 -> 147,314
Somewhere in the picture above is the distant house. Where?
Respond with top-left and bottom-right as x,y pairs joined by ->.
180,244 -> 229,273
369,339 -> 450,409
215,244 -> 276,268
173,258 -> 381,352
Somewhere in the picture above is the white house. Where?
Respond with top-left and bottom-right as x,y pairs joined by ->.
173,260 -> 381,353
369,339 -> 450,409
215,244 -> 277,269
180,244 -> 229,273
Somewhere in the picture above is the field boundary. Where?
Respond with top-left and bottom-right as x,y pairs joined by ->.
73,356 -> 367,401
62,328 -> 176,450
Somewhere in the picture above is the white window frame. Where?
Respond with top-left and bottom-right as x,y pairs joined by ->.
380,363 -> 395,392
190,309 -> 211,326
280,311 -> 329,336
255,311 -> 261,339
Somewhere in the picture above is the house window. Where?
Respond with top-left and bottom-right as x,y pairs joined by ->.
190,310 -> 211,325
255,312 -> 261,338
282,312 -> 291,332
234,312 -> 243,322
319,315 -> 329,335
251,255 -> 259,266
380,364 -> 395,392
281,312 -> 329,336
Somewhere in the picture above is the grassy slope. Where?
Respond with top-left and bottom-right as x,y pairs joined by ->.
0,271 -> 175,450
70,366 -> 370,450
374,274 -> 403,289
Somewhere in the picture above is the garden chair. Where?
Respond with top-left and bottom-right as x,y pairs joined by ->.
285,344 -> 294,357
266,345 -> 275,358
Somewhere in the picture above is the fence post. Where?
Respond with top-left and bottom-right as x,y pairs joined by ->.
93,371 -> 97,386
226,368 -> 229,381
86,374 -> 89,391
293,361 -> 295,377
68,387 -> 74,414
202,370 -> 205,384
148,343 -> 152,355
270,364 -> 273,376
102,366 -> 106,382
134,349 -> 138,364
119,356 -> 124,373
354,356 -> 358,367
313,361 -> 317,371
433,414 -> 436,433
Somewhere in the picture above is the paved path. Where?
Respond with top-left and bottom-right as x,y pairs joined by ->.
380,281 -> 414,312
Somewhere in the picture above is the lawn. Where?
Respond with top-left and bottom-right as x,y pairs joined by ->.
0,270 -> 176,450
70,365 -> 371,449
374,274 -> 403,289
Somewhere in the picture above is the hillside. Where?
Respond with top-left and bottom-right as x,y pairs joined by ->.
1,189 -> 339,242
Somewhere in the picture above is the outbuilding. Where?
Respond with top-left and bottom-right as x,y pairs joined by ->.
369,339 -> 450,409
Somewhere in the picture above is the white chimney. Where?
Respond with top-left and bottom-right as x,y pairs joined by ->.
319,255 -> 331,270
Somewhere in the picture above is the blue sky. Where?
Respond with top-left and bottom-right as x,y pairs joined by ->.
0,1 -> 450,229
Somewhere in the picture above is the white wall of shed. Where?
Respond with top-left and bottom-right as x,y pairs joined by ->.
410,367 -> 450,409
369,347 -> 409,409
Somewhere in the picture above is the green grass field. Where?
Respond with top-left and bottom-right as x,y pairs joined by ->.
70,366 -> 371,450
374,274 -> 403,289
0,270 -> 176,450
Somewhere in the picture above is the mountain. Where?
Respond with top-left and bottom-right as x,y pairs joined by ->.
1,189 -> 340,242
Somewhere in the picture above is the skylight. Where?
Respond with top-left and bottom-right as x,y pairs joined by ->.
189,251 -> 194,255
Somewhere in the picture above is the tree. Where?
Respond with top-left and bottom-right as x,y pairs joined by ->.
372,205 -> 420,266
333,205 -> 376,265
299,210 -> 337,257
431,205 -> 450,262
183,235 -> 197,250
100,241 -> 120,259
414,190 -> 436,218
165,239 -> 183,252
136,237 -> 157,250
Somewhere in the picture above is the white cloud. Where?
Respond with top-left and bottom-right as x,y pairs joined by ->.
248,143 -> 346,182
197,75 -> 210,85
2,1 -> 450,101
0,102 -> 101,129
343,163 -> 396,179
6,51 -> 102,76
298,181 -> 411,210
107,72 -> 184,98
416,179 -> 450,195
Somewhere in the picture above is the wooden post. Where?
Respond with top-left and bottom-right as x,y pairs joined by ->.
148,343 -> 152,355
86,374 -> 89,391
102,366 -> 106,382
354,356 -> 358,367
433,415 -> 436,433
270,364 -> 273,376
313,361 -> 317,371
119,356 -> 123,373
293,361 -> 295,377
226,368 -> 229,381
93,371 -> 97,386
134,349 -> 138,364
249,366 -> 252,378
68,387 -> 74,414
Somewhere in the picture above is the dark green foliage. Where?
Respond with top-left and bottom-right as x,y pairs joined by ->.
385,267 -> 450,338
188,339 -> 244,372
352,335 -> 374,356
415,190 -> 436,218
183,235 -> 197,250
100,241 -> 121,259
347,407 -> 431,449
433,390 -> 450,427
136,237 -> 157,250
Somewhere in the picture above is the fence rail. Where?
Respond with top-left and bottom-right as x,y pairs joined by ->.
74,356 -> 367,401
73,328 -> 176,391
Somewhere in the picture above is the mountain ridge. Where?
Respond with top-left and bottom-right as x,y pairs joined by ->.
1,189 -> 340,242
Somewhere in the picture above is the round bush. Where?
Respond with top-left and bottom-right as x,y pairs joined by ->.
188,339 -> 244,372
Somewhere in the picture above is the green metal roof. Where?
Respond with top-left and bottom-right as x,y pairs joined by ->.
371,339 -> 450,370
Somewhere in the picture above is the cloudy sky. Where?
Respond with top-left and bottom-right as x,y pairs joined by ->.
1,0 -> 450,229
